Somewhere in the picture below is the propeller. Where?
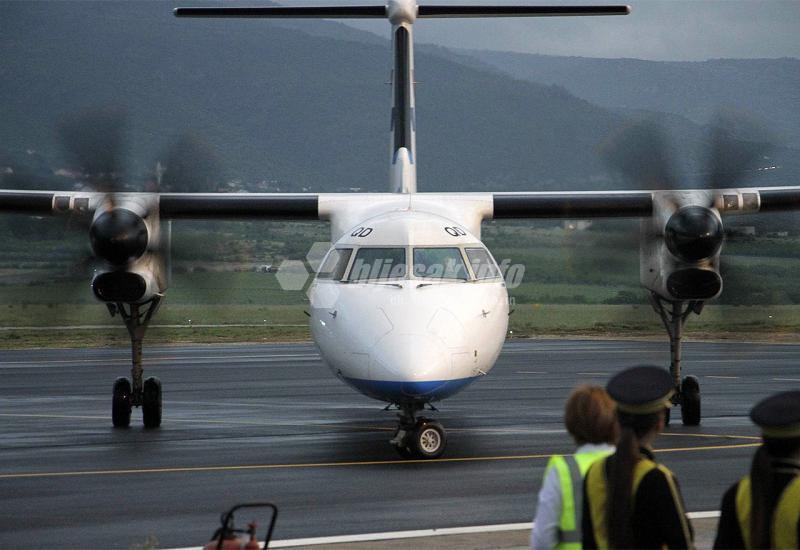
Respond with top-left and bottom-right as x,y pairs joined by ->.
704,109 -> 775,190
601,110 -> 777,257
599,117 -> 679,190
55,107 -> 138,268
593,109 -> 779,311
57,106 -> 134,202
3,106 -> 235,337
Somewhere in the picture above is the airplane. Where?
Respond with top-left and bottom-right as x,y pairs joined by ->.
2,1 -> 800,460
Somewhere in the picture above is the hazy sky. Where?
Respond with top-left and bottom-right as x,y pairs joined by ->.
339,0 -> 800,61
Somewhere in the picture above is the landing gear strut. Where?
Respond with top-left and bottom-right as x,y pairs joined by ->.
109,296 -> 163,428
389,403 -> 447,459
650,293 -> 702,426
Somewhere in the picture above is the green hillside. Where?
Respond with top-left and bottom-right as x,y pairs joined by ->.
462,50 -> 800,148
3,1 -> 796,195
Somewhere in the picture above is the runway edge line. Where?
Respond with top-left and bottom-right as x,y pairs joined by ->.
165,512 -> 721,550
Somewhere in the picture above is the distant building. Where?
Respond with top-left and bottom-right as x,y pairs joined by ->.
563,220 -> 593,231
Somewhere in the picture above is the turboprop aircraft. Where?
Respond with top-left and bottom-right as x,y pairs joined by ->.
2,1 -> 800,459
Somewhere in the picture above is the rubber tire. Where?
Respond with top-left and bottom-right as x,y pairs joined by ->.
142,377 -> 162,429
411,421 -> 446,459
112,377 -> 132,428
664,406 -> 671,426
681,375 -> 701,426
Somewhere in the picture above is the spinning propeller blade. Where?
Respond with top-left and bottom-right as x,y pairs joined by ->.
57,107 -> 134,203
599,118 -> 679,191
593,110 -> 779,321
704,109 -> 775,190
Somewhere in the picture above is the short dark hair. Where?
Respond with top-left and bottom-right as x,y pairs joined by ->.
564,385 -> 618,446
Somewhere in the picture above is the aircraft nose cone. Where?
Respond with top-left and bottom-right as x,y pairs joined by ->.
362,332 -> 458,402
374,333 -> 450,381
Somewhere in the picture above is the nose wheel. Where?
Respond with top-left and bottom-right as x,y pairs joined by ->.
390,403 -> 447,459
112,377 -> 132,428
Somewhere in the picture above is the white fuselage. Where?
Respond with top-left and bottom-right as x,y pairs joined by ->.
309,207 -> 509,404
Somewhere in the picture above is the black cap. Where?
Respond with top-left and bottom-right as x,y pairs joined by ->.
606,366 -> 675,415
750,390 -> 800,439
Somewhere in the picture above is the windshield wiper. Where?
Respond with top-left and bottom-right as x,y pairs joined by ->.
352,281 -> 404,288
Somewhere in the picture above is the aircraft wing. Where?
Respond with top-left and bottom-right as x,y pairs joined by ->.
490,187 -> 800,218
0,190 -> 321,220
3,187 -> 800,221
491,191 -> 652,218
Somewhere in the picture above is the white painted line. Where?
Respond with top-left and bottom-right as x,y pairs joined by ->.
269,522 -> 534,548
706,375 -> 740,379
577,372 -> 608,376
0,353 -> 319,368
700,359 -> 783,364
772,378 -> 800,382
516,371 -> 547,374
505,349 -> 648,354
167,513 -> 720,549
0,324 -> 306,331
688,511 -> 722,519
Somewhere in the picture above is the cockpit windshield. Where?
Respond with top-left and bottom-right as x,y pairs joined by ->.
348,247 -> 407,281
317,248 -> 353,280
465,247 -> 501,279
412,247 -> 469,280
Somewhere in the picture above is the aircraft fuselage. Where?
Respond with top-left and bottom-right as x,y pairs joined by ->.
310,209 -> 509,405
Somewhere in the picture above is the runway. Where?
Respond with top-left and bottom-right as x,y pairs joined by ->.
1,339 -> 798,548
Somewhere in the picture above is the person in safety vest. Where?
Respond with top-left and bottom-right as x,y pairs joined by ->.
713,390 -> 800,549
582,366 -> 694,549
531,385 -> 618,550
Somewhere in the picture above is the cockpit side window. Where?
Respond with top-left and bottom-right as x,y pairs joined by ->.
412,247 -> 469,280
317,248 -> 353,280
465,247 -> 501,280
348,248 -> 407,281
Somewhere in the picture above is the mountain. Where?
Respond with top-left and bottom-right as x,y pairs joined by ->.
460,50 -> 800,149
0,1 -> 796,194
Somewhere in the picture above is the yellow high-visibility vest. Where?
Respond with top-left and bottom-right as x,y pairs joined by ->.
584,456 -> 691,549
545,450 -> 612,550
735,475 -> 800,549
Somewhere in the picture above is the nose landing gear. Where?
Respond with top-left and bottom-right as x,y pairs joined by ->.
651,294 -> 702,426
108,297 -> 163,428
390,403 -> 447,459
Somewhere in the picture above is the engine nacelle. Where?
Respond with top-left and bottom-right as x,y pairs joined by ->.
641,193 -> 724,301
92,269 -> 157,303
91,247 -> 169,304
89,195 -> 161,267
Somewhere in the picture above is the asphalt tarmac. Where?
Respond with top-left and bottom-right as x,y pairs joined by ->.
1,339 -> 798,548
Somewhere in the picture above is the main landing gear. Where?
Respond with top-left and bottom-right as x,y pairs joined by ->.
109,296 -> 163,429
389,403 -> 447,459
650,293 -> 702,426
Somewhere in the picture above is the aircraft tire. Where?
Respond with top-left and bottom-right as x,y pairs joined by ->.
681,375 -> 701,426
411,420 -> 446,459
112,377 -> 132,428
142,377 -> 162,429
664,406 -> 671,426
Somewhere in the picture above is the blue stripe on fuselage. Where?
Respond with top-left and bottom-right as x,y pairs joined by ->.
342,376 -> 479,403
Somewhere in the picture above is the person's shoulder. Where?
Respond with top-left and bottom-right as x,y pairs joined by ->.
585,454 -> 609,476
637,462 -> 679,495
545,453 -> 567,473
653,462 -> 676,478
